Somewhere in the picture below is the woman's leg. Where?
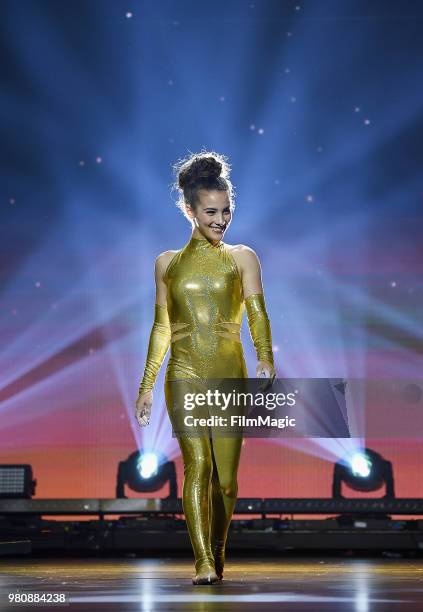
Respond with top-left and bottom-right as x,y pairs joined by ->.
209,435 -> 243,577
177,434 -> 216,574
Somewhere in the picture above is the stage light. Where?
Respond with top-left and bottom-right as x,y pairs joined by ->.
350,452 -> 372,478
137,452 -> 159,479
0,465 -> 36,499
332,448 -> 395,499
116,449 -> 177,499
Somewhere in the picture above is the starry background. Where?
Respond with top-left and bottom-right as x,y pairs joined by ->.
1,0 -> 423,501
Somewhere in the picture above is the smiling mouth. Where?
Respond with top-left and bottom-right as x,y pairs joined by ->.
210,226 -> 225,232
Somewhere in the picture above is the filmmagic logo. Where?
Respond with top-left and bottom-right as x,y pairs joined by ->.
184,414 -> 296,429
183,389 -> 296,411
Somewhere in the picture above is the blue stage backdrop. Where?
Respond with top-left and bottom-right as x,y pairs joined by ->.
1,0 -> 422,501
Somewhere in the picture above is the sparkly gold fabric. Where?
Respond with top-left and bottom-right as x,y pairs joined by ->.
138,233 -> 274,571
138,304 -> 171,395
244,293 -> 274,367
164,235 -> 248,381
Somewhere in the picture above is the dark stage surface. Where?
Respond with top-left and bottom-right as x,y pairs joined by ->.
1,556 -> 423,610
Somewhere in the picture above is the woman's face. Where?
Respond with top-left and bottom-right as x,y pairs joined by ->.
186,189 -> 232,241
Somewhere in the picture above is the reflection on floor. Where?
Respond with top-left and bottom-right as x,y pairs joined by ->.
1,556 -> 423,610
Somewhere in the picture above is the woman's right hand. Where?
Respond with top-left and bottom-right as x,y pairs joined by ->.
135,391 -> 153,427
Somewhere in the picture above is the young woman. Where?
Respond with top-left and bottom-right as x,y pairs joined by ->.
135,151 -> 276,584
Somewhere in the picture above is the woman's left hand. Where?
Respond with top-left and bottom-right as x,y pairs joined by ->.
256,361 -> 276,390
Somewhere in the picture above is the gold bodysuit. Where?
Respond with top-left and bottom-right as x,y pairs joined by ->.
165,234 -> 248,381
138,233 -> 275,577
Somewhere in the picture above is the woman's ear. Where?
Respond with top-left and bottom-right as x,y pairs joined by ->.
185,203 -> 194,219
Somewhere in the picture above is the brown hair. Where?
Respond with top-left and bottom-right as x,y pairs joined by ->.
172,149 -> 236,220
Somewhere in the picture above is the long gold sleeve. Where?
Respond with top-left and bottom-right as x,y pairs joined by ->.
245,292 -> 274,367
138,303 -> 171,395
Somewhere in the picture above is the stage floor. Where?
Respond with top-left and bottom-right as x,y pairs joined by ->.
1,556 -> 423,610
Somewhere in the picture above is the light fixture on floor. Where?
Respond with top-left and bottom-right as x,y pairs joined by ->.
116,450 -> 177,498
332,448 -> 395,499
0,464 -> 36,499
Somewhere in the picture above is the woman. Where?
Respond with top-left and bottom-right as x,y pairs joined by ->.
135,151 -> 276,585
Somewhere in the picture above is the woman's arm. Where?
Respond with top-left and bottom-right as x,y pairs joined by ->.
234,246 -> 276,379
135,252 -> 172,426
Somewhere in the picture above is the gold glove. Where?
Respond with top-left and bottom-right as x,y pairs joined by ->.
245,293 -> 275,368
138,303 -> 171,395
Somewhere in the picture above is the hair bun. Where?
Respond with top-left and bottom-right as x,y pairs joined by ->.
178,156 -> 222,189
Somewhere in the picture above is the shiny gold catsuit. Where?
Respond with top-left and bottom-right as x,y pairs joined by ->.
139,234 -> 274,575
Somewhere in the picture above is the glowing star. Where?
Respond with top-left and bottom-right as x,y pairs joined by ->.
249,124 -> 256,130
219,96 -> 225,102
284,68 -> 291,74
96,156 -> 102,164
257,128 -> 264,135
274,179 -> 280,185
306,194 -> 314,202
126,12 -> 133,19
79,160 -> 85,166
295,5 -> 301,10
9,198 -> 15,204
317,146 -> 323,153
286,31 -> 292,37
290,96 -> 296,102
168,79 -> 174,86
390,281 -> 397,287
354,106 -> 361,112
273,345 -> 279,353
364,118 -> 371,125
35,281 -> 41,287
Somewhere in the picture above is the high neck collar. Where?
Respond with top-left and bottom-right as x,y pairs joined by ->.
189,234 -> 224,249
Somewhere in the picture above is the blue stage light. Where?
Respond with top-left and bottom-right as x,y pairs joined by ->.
116,449 -> 178,498
333,448 -> 395,499
137,451 -> 159,480
349,452 -> 372,479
